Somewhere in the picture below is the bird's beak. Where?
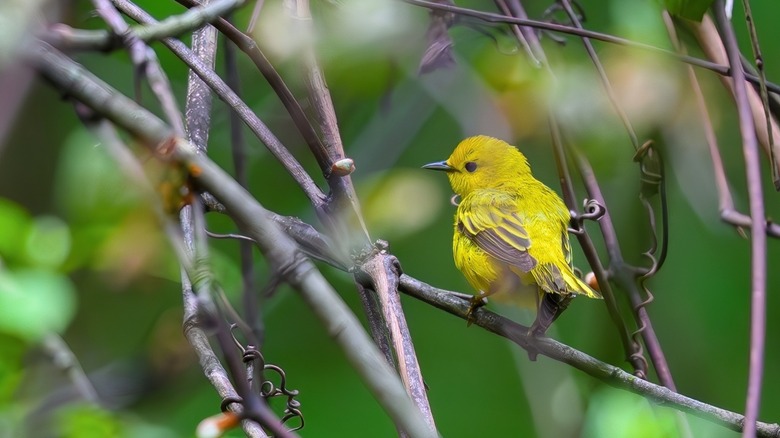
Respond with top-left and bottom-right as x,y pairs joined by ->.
422,160 -> 454,172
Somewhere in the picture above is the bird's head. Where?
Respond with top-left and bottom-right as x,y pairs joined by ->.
422,135 -> 532,197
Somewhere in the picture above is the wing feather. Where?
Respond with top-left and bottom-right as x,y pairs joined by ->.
458,195 -> 537,273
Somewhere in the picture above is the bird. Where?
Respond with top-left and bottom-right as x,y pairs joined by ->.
423,135 -> 601,336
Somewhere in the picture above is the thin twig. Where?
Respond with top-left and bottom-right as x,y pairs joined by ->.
109,0 -> 326,209
401,0 -> 780,95
84,114 -> 269,438
498,0 -> 648,377
92,0 -> 186,135
198,206 -> 780,437
287,0 -> 371,240
573,148 -> 677,390
397,275 -> 780,438
223,14 -> 262,345
31,42 -> 436,438
560,0 -> 639,151
493,0 -> 539,66
740,0 -> 777,188
175,0 -> 328,175
714,4 -> 768,438
45,0 -> 243,52
550,120 -> 644,375
179,5 -> 281,432
42,334 -> 102,406
690,15 -> 780,181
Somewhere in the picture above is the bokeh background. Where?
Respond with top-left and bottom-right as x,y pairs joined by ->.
1,0 -> 779,436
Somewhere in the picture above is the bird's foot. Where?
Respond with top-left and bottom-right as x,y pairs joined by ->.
465,295 -> 487,326
524,324 -> 545,361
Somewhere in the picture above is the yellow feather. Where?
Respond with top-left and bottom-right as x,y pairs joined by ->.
425,135 -> 601,314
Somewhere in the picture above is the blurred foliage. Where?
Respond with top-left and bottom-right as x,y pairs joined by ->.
661,0 -> 715,21
1,0 -> 779,436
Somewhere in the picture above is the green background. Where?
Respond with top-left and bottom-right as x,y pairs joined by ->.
1,0 -> 779,436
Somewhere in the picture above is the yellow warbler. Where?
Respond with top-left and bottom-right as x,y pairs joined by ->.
423,135 -> 601,334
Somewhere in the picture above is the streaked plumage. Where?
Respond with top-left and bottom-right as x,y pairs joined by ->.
424,135 -> 600,332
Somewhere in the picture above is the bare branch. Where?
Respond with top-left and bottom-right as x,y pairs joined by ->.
714,4 -> 768,437
401,0 -> 780,95
689,16 -> 780,178
355,251 -> 437,432
559,0 -> 640,151
740,0 -> 777,188
45,0 -> 243,52
31,42 -> 436,438
211,206 -> 780,438
397,275 -> 780,438
42,334 -> 102,406
222,14 -> 261,345
82,114 -> 269,438
111,0 -> 327,209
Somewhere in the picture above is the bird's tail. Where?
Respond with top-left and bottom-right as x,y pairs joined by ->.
563,270 -> 602,299
532,292 -> 573,335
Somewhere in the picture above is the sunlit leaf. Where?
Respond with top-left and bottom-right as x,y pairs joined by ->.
24,216 -> 71,268
0,334 -> 25,403
662,0 -> 715,21
57,404 -> 123,438
0,269 -> 76,342
582,388 -> 677,437
0,198 -> 32,264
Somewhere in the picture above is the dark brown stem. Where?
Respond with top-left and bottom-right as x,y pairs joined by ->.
714,4 -> 768,438
397,275 -> 780,438
498,0 -> 646,377
740,0 -> 777,188
356,252 -> 437,432
111,0 -> 327,210
560,0 -> 639,150
223,14 -> 261,345
30,42 -> 435,437
574,150 -> 677,390
95,0 -> 186,136
401,0 -> 780,95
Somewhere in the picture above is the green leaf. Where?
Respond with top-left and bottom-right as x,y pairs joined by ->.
0,269 -> 76,342
24,216 -> 71,268
0,198 -> 32,264
662,0 -> 715,21
57,404 -> 123,438
582,388 -> 677,438
0,334 -> 26,403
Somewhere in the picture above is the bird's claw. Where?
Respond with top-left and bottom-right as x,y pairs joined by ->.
465,295 -> 487,326
525,325 -> 544,361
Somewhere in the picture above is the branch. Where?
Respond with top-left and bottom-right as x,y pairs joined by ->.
222,14 -> 261,345
397,275 -> 780,438
285,0 -> 434,431
714,4 -> 768,438
401,0 -> 780,95
355,250 -> 437,432
45,0 -> 243,52
109,0 -> 327,209
30,41 -> 436,438
84,115 -> 269,437
205,205 -> 780,437
497,0 -> 649,378
661,15 -> 780,241
560,0 -> 640,151
691,15 -> 780,190
42,333 -> 102,406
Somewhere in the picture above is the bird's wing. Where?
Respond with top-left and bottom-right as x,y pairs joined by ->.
458,197 -> 538,273
561,228 -> 573,267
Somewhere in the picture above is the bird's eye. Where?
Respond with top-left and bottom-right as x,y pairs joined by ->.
465,162 -> 477,172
